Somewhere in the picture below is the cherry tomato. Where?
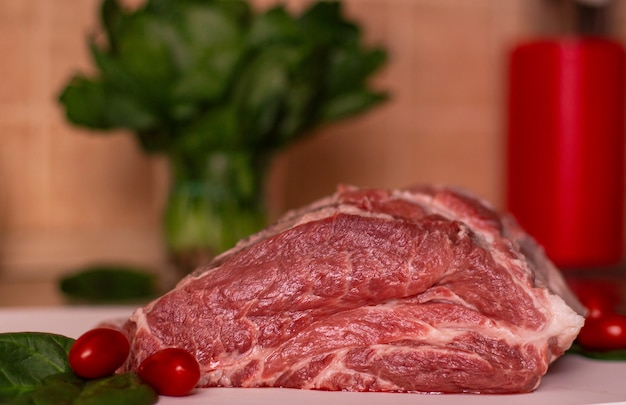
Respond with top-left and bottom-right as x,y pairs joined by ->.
580,294 -> 615,320
577,313 -> 626,351
69,327 -> 130,379
567,278 -> 621,320
137,347 -> 201,396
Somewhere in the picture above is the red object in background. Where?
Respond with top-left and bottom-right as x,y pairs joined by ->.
507,38 -> 626,268
567,278 -> 621,318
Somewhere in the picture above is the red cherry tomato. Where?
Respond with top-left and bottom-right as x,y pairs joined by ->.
137,347 -> 201,396
567,278 -> 621,320
69,328 -> 130,379
580,294 -> 615,320
577,313 -> 626,351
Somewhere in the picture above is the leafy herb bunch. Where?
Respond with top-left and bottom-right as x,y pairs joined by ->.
59,0 -> 388,271
59,0 -> 388,170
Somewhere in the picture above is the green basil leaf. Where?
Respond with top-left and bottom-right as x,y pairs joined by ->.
58,73 -> 158,133
6,372 -> 84,405
0,333 -> 75,401
59,265 -> 159,303
58,76 -> 111,129
74,373 -> 158,405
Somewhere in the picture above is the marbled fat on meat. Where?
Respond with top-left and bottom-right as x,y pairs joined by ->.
119,185 -> 585,394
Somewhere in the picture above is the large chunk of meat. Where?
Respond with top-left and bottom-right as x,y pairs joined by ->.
119,185 -> 585,394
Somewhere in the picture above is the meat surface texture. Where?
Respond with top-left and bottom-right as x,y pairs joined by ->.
119,185 -> 585,394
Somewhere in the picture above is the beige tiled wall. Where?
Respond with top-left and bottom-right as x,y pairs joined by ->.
0,0 -> 624,281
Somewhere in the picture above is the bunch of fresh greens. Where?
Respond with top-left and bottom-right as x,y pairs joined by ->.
0,332 -> 157,404
58,0 -> 388,272
59,0 -> 388,165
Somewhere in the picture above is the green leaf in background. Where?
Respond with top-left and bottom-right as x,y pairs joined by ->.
0,333 -> 75,401
58,76 -> 111,129
59,265 -> 159,303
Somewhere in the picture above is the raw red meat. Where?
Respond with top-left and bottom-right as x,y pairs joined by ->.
118,185 -> 585,394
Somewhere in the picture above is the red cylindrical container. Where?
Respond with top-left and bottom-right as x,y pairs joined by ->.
507,38 -> 625,268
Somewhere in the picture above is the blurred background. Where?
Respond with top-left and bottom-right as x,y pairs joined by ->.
1,0 -> 626,304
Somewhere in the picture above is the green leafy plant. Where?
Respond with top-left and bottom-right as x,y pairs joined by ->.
59,0 -> 388,273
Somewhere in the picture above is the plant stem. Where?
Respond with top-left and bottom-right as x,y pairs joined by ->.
164,150 -> 270,274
